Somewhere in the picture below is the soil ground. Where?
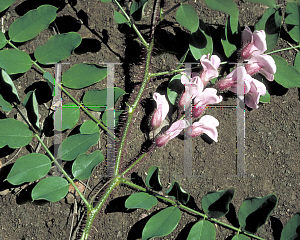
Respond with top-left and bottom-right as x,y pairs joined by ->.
0,0 -> 299,240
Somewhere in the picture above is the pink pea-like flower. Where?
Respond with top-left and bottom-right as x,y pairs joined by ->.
244,78 -> 266,109
200,54 -> 221,86
151,93 -> 169,129
245,54 -> 276,81
156,120 -> 188,147
187,115 -> 219,142
193,88 -> 223,118
241,26 -> 267,60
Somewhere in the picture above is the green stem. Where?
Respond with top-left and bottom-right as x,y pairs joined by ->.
119,178 -> 266,240
80,178 -> 120,240
35,134 -> 92,211
121,152 -> 148,176
60,85 -> 116,140
265,45 -> 300,55
113,0 -> 148,47
149,68 -> 186,77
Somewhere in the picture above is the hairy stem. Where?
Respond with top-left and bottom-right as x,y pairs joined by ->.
80,177 -> 120,240
265,45 -> 300,55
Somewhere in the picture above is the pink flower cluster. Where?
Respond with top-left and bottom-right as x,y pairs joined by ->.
152,54 -> 222,147
217,27 -> 276,109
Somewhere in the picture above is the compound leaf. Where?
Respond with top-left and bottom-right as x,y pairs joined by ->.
0,0 -> 16,13
7,153 -> 51,185
201,188 -> 235,218
125,192 -> 158,210
238,194 -> 278,234
31,177 -> 69,202
72,150 -> 104,180
176,4 -> 199,33
272,55 -> 300,88
0,118 -> 32,148
62,63 -> 107,89
142,207 -> 181,240
58,132 -> 100,161
34,32 -> 81,64
0,49 -> 32,74
145,166 -> 162,191
203,0 -> 239,18
80,120 -> 99,134
280,213 -> 300,240
285,2 -> 300,43
189,19 -> 213,60
255,7 -> 282,51
53,103 -> 80,131
186,220 -> 216,240
9,5 -> 57,42
82,87 -> 126,111
166,181 -> 190,205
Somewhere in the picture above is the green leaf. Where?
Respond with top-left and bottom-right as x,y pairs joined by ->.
80,120 -> 99,134
254,7 -> 282,51
130,0 -> 148,21
280,213 -> 300,240
203,0 -> 239,19
102,110 -> 124,128
53,103 -> 80,131
0,0 -> 16,13
72,150 -> 104,180
145,166 -> 162,191
82,87 -> 126,111
142,207 -> 181,240
176,4 -> 199,33
189,19 -> 213,60
1,69 -> 19,103
285,2 -> 300,43
62,63 -> 107,89
6,153 -> 51,185
43,71 -> 54,96
175,49 -> 189,70
259,89 -> 270,103
238,194 -> 278,234
31,177 -> 69,202
58,132 -> 100,161
221,16 -> 240,58
9,5 -> 57,43
272,55 -> 300,88
201,188 -> 235,218
100,0 -> 111,2
0,49 -> 32,74
0,32 -> 7,49
167,74 -> 184,105
0,94 -> 12,111
23,90 -> 40,131
114,11 -> 130,25
294,51 -> 300,73
186,220 -> 216,240
244,0 -> 276,8
232,234 -> 250,240
125,192 -> 158,210
0,118 -> 32,148
166,181 -> 190,205
43,71 -> 55,85
34,32 -> 82,64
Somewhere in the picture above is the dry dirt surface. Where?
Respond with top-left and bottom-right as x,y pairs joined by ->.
0,0 -> 299,240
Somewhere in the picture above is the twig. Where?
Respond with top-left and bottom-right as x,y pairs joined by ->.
1,148 -> 22,167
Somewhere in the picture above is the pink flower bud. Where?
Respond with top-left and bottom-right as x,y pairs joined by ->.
179,74 -> 203,108
151,93 -> 169,129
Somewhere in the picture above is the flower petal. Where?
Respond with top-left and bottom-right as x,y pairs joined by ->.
189,115 -> 219,142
